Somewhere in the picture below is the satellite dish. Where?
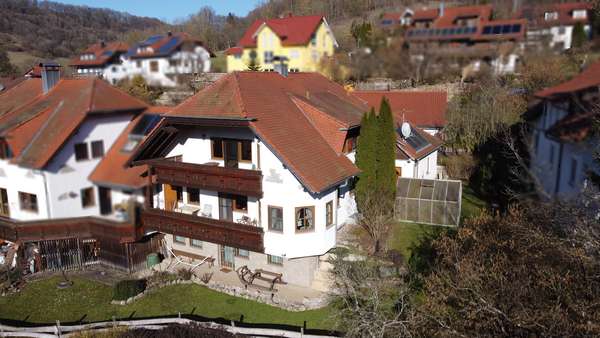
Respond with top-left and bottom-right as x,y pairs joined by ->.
401,122 -> 411,138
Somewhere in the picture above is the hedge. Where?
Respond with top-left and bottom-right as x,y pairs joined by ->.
112,279 -> 146,301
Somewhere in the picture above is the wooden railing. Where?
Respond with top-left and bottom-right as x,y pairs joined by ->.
141,208 -> 264,253
148,159 -> 263,198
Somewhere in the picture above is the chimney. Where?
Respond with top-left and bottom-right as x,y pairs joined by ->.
167,31 -> 173,37
100,40 -> 106,48
440,2 -> 445,17
40,61 -> 61,94
273,56 -> 289,77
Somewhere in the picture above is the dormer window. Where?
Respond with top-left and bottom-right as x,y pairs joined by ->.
545,11 -> 559,21
80,53 -> 96,61
573,9 -> 587,19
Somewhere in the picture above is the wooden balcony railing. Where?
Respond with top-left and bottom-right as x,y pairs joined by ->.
147,159 -> 263,198
141,208 -> 264,253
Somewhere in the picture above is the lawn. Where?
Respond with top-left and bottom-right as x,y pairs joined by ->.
0,276 -> 334,330
461,183 -> 486,220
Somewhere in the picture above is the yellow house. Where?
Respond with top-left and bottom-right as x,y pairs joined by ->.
225,15 -> 338,73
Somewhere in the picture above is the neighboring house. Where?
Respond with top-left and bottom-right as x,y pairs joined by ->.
70,33 -> 213,87
0,63 -> 148,221
130,70 -> 365,288
529,60 -> 600,199
352,91 -> 446,179
519,2 -> 592,50
403,4 -> 527,75
352,91 -> 447,135
225,15 -> 338,73
380,9 -> 414,29
69,41 -> 129,81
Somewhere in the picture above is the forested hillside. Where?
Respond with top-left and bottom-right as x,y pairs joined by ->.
0,0 -> 165,58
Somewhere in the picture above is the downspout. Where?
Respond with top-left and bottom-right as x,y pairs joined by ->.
40,171 -> 52,219
554,143 -> 564,196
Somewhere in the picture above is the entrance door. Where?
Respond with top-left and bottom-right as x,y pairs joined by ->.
224,140 -> 238,168
218,193 -> 233,221
0,188 -> 9,217
98,187 -> 112,215
163,184 -> 177,211
220,245 -> 235,269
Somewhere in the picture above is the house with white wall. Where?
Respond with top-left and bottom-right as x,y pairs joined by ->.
520,2 -> 592,50
529,60 -> 600,199
0,63 -> 149,221
70,33 -> 213,87
130,70 -> 366,288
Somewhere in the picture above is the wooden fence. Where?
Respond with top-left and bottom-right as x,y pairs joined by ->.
0,317 -> 339,338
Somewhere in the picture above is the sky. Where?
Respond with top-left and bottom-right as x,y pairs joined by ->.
52,0 -> 264,22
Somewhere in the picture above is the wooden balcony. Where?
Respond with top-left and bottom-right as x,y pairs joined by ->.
141,208 -> 264,253
147,159 -> 263,198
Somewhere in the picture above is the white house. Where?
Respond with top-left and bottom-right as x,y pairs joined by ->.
521,2 -> 592,50
130,70 -> 367,288
70,33 -> 213,87
0,63 -> 149,221
529,60 -> 600,199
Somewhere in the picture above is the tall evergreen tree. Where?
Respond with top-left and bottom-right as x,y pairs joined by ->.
572,22 -> 587,49
375,98 -> 397,202
355,108 -> 377,206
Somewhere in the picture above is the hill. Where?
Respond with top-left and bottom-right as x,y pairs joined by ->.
0,0 -> 166,61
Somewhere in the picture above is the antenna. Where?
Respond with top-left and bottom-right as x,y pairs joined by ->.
401,122 -> 411,139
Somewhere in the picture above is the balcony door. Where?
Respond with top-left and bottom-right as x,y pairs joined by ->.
224,140 -> 238,168
98,187 -> 112,215
220,245 -> 235,269
0,188 -> 9,217
164,184 -> 178,211
218,193 -> 233,221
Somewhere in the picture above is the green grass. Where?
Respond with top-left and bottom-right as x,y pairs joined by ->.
461,183 -> 486,220
0,276 -> 334,330
387,222 -> 445,259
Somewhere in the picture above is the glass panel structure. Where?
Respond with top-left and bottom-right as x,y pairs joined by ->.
395,178 -> 462,226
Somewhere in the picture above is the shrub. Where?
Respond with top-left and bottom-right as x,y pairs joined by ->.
177,268 -> 193,281
147,270 -> 176,287
112,279 -> 146,301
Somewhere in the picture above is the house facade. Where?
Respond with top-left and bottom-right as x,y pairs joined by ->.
225,15 -> 337,74
70,33 -> 213,87
131,71 -> 364,287
520,2 -> 592,50
529,60 -> 600,199
0,63 -> 148,221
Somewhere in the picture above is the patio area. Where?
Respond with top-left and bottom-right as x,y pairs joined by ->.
137,255 -> 330,312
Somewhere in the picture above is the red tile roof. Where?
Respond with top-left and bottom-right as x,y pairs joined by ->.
69,42 -> 129,67
89,108 -> 168,189
0,78 -> 148,169
434,5 -> 492,27
158,71 -> 362,193
0,78 -> 43,118
237,15 -> 326,48
413,8 -> 439,21
225,46 -> 244,56
536,60 -> 600,99
353,91 -> 447,129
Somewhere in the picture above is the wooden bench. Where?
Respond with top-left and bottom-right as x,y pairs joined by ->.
235,265 -> 285,292
171,249 -> 215,268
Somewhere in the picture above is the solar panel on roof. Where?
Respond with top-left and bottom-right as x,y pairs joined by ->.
483,26 -> 493,34
511,24 -> 521,33
143,35 -> 163,46
399,129 -> 431,152
502,25 -> 511,34
492,25 -> 502,34
102,50 -> 114,57
159,36 -> 181,54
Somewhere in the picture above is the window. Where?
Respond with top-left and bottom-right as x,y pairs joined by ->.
569,158 -> 578,186
191,239 -> 202,248
150,61 -> 159,72
81,187 -> 95,208
264,51 -> 274,63
295,206 -> 315,232
136,61 -> 142,68
19,192 -> 38,213
235,248 -> 249,258
240,140 -> 252,161
234,53 -> 242,59
187,187 -> 200,205
310,33 -> 316,46
174,186 -> 183,202
91,140 -> 104,158
344,136 -> 357,153
545,11 -> 558,21
558,26 -> 566,35
0,139 -> 11,159
74,143 -> 89,161
267,254 -> 283,265
290,50 -> 300,59
326,201 -> 333,227
268,206 -> 283,232
211,139 -> 223,159
233,195 -> 248,211
174,235 -> 186,244
169,59 -> 178,67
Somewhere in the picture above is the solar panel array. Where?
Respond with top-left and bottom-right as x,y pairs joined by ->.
402,129 -> 431,152
407,23 -> 521,38
395,178 -> 462,226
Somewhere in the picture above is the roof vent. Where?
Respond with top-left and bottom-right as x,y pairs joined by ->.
40,61 -> 61,94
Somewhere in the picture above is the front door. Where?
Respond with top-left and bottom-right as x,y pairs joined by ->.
163,184 -> 177,211
224,140 -> 238,168
220,245 -> 235,269
98,187 -> 112,215
0,188 -> 8,217
218,193 -> 233,221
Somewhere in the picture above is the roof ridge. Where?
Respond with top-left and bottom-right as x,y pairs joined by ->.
291,95 -> 347,128
16,100 -> 65,165
232,72 -> 248,118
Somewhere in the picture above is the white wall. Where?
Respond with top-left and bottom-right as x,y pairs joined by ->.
395,150 -> 438,180
0,161 -> 49,221
44,114 -> 134,218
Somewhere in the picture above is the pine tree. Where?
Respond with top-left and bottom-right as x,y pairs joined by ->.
375,97 -> 397,202
355,108 -> 377,207
0,49 -> 16,77
246,50 -> 262,71
572,22 -> 587,49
